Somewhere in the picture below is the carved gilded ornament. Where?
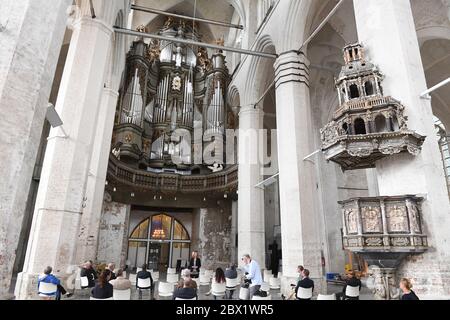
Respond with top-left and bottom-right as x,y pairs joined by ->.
386,205 -> 409,233
361,206 -> 382,233
136,25 -> 146,33
172,76 -> 182,91
345,208 -> 358,234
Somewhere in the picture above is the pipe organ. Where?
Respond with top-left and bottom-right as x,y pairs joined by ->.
112,19 -> 232,173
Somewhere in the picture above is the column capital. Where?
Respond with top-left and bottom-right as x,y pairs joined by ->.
274,51 -> 310,89
239,104 -> 263,116
70,15 -> 114,37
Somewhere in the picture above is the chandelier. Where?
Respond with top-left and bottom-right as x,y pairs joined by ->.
151,216 -> 166,239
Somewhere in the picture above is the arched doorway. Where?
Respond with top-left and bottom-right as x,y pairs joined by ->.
126,214 -> 191,272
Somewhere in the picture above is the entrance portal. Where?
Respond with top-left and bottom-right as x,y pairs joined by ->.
127,214 -> 191,272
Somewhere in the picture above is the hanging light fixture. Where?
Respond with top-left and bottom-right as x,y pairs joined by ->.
151,215 -> 166,239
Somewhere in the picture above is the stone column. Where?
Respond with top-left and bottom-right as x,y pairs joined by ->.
96,200 -> 131,268
237,105 -> 265,267
75,88 -> 119,264
0,0 -> 72,299
196,204 -> 232,270
231,200 -> 238,265
273,51 -> 322,291
354,0 -> 450,298
16,13 -> 114,299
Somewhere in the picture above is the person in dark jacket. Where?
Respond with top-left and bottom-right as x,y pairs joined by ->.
343,271 -> 362,300
173,279 -> 198,300
37,266 -> 73,300
188,251 -> 201,279
137,264 -> 154,299
91,270 -> 113,299
225,264 -> 238,279
400,278 -> 419,300
295,269 -> 314,300
80,261 -> 98,288
225,264 -> 238,299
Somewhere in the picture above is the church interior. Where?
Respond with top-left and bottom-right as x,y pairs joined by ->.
1,0 -> 450,301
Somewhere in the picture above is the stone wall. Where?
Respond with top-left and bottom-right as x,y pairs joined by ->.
96,200 -> 130,268
193,201 -> 232,270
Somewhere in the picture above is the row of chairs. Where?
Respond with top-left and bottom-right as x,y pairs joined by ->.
295,285 -> 360,300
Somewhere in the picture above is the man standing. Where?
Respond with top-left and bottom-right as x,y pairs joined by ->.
242,254 -> 263,300
189,251 -> 201,279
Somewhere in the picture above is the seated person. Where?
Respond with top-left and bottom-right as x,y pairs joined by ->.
295,269 -> 314,300
137,264 -> 154,299
110,269 -> 131,291
177,269 -> 197,290
80,261 -> 97,288
225,264 -> 238,299
38,266 -> 73,300
205,268 -> 226,299
282,265 -> 304,300
225,264 -> 238,279
342,271 -> 362,300
91,270 -> 113,299
173,279 -> 198,300
105,263 -> 116,281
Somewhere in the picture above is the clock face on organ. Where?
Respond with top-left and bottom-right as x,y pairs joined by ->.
112,18 -> 232,174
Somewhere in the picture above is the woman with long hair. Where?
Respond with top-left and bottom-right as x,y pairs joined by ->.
214,268 -> 226,284
91,269 -> 113,299
205,267 -> 226,299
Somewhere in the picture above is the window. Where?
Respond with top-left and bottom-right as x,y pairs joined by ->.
130,218 -> 149,239
354,118 -> 367,135
127,214 -> 191,271
349,84 -> 360,99
365,81 -> 374,96
375,115 -> 387,133
150,214 -> 172,240
342,123 -> 349,135
391,115 -> 400,131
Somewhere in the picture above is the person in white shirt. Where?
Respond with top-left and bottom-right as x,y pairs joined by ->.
241,254 -> 263,299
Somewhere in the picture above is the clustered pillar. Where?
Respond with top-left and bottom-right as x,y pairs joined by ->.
17,13 -> 115,299
273,51 -> 322,293
0,0 -> 72,299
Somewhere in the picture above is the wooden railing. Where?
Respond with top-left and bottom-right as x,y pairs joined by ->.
334,96 -> 399,118
107,155 -> 238,193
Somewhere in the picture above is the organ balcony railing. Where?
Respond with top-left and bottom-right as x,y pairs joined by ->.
107,154 -> 238,193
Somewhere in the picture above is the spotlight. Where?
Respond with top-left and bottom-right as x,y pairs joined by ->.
224,194 -> 228,199
131,193 -> 135,197
113,187 -> 117,192
105,180 -> 108,186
